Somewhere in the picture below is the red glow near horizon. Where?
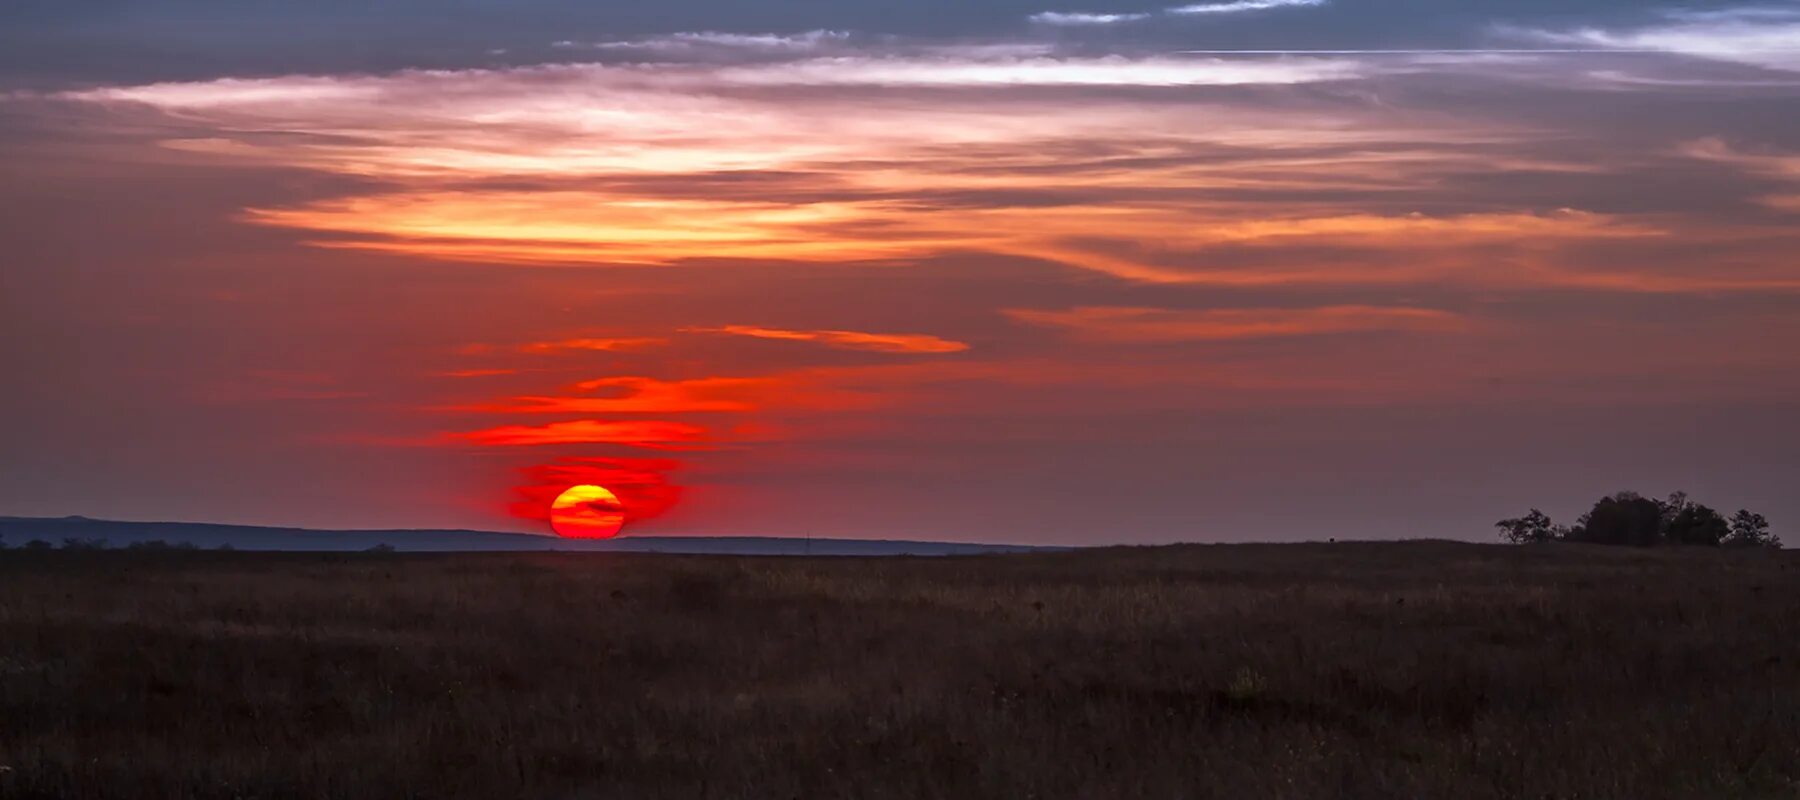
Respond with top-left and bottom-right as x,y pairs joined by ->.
512,458 -> 684,536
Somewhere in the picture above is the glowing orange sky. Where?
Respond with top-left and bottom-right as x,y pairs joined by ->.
3,3 -> 1800,542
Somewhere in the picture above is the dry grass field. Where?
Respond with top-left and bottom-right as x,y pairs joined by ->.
1,542 -> 1797,799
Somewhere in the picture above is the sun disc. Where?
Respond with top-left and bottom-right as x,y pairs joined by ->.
550,484 -> 627,539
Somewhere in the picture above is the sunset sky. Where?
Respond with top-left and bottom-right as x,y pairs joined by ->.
2,1 -> 1798,543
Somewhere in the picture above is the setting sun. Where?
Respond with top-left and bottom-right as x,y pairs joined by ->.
549,484 -> 627,539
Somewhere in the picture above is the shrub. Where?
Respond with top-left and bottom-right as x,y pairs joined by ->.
1502,491 -> 1780,550
1663,503 -> 1729,547
1495,509 -> 1563,544
1568,492 -> 1664,547
1726,510 -> 1780,549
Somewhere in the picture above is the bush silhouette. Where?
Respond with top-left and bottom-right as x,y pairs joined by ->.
1727,510 -> 1780,549
1497,491 -> 1777,549
1663,503 -> 1729,546
1495,509 -> 1561,544
1569,492 -> 1664,547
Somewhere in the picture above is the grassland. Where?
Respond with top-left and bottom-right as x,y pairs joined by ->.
0,542 -> 1796,799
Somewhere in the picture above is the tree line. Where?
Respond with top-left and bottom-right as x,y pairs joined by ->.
0,537 -> 220,551
1498,491 -> 1779,548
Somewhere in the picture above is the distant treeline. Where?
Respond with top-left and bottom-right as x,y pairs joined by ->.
1498,491 -> 1779,548
0,538 -> 225,552
0,538 -> 399,553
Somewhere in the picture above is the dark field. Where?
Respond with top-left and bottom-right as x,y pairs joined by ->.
1,543 -> 1797,799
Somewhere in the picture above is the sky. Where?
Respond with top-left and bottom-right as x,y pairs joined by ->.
2,1 -> 1798,544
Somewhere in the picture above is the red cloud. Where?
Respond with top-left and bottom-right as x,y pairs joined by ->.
686,325 -> 970,354
454,376 -> 761,415
457,374 -> 887,416
447,419 -> 710,449
517,337 -> 666,353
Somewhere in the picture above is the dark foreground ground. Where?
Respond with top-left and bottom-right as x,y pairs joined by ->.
1,543 -> 1796,799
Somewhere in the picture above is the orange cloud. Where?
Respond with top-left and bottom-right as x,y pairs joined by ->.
1005,305 -> 1467,342
457,374 -> 889,416
243,192 -> 935,266
457,376 -> 761,415
59,52 -> 1800,298
519,337 -> 666,354
241,186 -> 1692,291
447,420 -> 709,448
686,325 -> 970,353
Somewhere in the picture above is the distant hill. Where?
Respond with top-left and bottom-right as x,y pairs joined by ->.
0,516 -> 1052,556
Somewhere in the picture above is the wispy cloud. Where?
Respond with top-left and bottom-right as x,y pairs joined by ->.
448,419 -> 710,448
1521,6 -> 1800,72
455,377 -> 763,415
517,337 -> 666,354
1168,0 -> 1325,15
47,32 -> 1795,298
584,30 -> 853,53
1005,305 -> 1465,342
713,56 -> 1362,87
1029,11 -> 1152,25
685,325 -> 970,354
1661,6 -> 1800,24
1682,137 -> 1800,212
461,338 -> 665,355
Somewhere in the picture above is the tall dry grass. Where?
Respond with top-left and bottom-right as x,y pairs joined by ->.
0,542 -> 1796,798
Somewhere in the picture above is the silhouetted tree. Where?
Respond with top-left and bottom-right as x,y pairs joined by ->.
366,543 -> 397,553
1657,491 -> 1691,528
24,539 -> 52,551
1726,510 -> 1781,549
1495,509 -> 1564,544
60,537 -> 108,551
1663,502 -> 1729,546
1569,492 -> 1664,546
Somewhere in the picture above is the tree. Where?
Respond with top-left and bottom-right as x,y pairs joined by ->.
1657,491 -> 1692,529
1726,510 -> 1781,549
1568,491 -> 1664,546
1496,509 -> 1563,544
1663,502 -> 1729,546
